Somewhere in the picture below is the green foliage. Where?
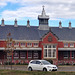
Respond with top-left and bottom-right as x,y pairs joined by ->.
4,62 -> 15,65
0,70 -> 75,75
16,62 -> 28,65
4,61 -> 28,65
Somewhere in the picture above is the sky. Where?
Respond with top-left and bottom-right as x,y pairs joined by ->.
0,0 -> 75,27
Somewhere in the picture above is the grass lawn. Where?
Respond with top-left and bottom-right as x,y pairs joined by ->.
0,70 -> 75,75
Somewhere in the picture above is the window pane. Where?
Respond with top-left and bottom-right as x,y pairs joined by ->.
48,49 -> 51,57
64,43 -> 68,47
44,49 -> 47,57
70,43 -> 74,47
48,45 -> 51,48
36,61 -> 41,64
64,51 -> 68,58
53,45 -> 56,48
44,45 -> 56,58
33,51 -> 38,58
31,61 -> 36,64
44,45 -> 47,48
14,51 -> 19,59
72,52 -> 74,58
53,49 -> 56,57
20,51 -> 26,59
28,51 -> 32,58
21,43 -> 25,45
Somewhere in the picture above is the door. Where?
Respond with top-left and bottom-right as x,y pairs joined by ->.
36,61 -> 43,70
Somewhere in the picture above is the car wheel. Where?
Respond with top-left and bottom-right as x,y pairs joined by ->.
28,67 -> 32,71
43,68 -> 47,71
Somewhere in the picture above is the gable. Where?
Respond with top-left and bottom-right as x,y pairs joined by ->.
41,32 -> 58,43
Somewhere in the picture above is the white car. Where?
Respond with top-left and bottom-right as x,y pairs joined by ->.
28,60 -> 58,71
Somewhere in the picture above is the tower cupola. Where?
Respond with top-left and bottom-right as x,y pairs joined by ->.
38,6 -> 49,30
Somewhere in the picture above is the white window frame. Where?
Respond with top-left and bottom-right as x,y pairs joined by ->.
27,43 -> 32,47
20,42 -> 26,47
70,43 -> 74,47
44,45 -> 56,58
14,42 -> 19,47
33,43 -> 38,47
64,43 -> 68,47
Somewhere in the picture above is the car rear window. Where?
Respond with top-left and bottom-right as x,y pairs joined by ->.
30,61 -> 36,64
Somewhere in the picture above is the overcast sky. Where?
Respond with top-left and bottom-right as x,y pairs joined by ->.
0,0 -> 75,27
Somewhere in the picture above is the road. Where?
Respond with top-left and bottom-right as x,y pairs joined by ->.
0,65 -> 75,71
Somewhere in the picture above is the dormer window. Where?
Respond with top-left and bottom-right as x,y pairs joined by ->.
64,43 -> 68,47
70,43 -> 74,47
27,43 -> 32,47
21,43 -> 26,47
33,43 -> 38,47
14,42 -> 19,47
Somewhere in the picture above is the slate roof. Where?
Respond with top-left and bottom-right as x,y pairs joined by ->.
0,25 -> 75,41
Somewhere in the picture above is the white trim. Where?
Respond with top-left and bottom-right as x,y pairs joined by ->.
58,48 -> 75,51
58,40 -> 75,42
15,48 -> 42,50
0,47 -> 42,50
0,48 -> 5,50
0,39 -> 40,42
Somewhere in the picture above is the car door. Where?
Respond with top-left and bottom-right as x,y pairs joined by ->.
36,61 -> 43,71
30,60 -> 36,70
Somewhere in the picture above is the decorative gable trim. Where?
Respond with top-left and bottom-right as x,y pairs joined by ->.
41,28 -> 59,41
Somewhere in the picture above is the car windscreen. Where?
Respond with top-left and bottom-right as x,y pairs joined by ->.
41,60 -> 51,65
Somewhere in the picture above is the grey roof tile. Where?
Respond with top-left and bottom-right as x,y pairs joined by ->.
0,25 -> 75,41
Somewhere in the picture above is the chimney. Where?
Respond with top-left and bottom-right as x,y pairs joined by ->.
27,20 -> 30,27
14,19 -> 18,27
59,21 -> 62,28
69,21 -> 72,29
1,18 -> 5,26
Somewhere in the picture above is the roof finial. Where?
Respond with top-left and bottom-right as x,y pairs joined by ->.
1,18 -> 5,26
14,18 -> 18,27
69,21 -> 72,29
42,5 -> 46,16
59,21 -> 62,28
27,19 -> 30,27
42,5 -> 45,10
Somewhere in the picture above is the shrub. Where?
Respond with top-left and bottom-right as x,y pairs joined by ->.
65,63 -> 70,65
4,62 -> 15,65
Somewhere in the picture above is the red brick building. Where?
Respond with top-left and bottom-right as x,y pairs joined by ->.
0,7 -> 75,65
